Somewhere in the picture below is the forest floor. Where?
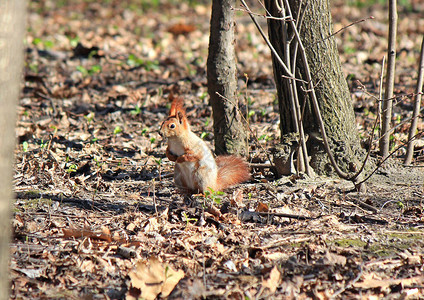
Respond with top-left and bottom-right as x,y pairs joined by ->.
11,0 -> 424,299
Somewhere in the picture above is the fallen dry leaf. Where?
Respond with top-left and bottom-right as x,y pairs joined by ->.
353,274 -> 424,289
62,227 -> 112,242
128,257 -> 185,300
256,202 -> 269,212
262,266 -> 281,293
167,23 -> 196,35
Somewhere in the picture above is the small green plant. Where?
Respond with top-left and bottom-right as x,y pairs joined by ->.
32,37 -> 54,49
141,128 -> 148,136
67,36 -> 80,48
28,63 -> 39,73
343,45 -> 356,55
93,157 -> 103,168
114,126 -> 122,135
88,50 -> 99,59
150,137 -> 156,143
22,141 -> 29,152
259,134 -> 272,142
76,66 -> 89,77
40,140 -> 48,149
130,105 -> 142,116
247,110 -> 255,119
84,112 -> 95,123
126,54 -> 159,71
204,187 -> 225,205
200,132 -> 209,139
76,64 -> 102,77
66,164 -> 78,173
199,92 -> 208,100
182,212 -> 197,227
127,54 -> 144,67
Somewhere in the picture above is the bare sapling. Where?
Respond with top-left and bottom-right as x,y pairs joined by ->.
379,0 -> 398,159
404,36 -> 424,165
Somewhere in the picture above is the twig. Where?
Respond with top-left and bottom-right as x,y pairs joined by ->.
232,6 -> 292,21
347,59 -> 386,182
330,264 -> 364,299
349,198 -> 378,213
314,17 -> 374,45
357,132 -> 422,185
255,211 -> 315,220
239,0 -> 294,79
152,179 -> 158,216
282,0 -> 311,176
404,36 -> 424,164
284,4 -> 353,182
378,56 -> 385,134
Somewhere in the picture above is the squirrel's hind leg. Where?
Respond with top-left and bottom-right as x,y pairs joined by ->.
195,165 -> 218,193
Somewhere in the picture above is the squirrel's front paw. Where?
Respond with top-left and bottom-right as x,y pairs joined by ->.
166,148 -> 179,162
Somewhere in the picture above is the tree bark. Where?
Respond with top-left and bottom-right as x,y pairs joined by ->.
266,0 -> 363,175
0,1 -> 26,298
207,0 -> 248,156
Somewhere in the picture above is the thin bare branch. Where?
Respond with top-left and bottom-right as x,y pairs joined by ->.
232,6 -> 292,20
283,3 -> 353,182
216,92 -> 276,172
239,0 -> 294,79
358,131 -> 423,185
313,16 -> 375,45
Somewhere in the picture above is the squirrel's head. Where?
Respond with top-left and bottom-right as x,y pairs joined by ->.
160,97 -> 190,138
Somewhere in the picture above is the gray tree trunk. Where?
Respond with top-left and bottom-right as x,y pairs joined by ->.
266,0 -> 363,175
207,0 -> 248,156
0,1 -> 26,298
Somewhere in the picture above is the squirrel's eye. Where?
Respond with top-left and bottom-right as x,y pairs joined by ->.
169,123 -> 176,129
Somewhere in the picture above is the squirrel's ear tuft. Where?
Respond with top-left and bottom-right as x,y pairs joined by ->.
168,94 -> 185,117
177,111 -> 184,124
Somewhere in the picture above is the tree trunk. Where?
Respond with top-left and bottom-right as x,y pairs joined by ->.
0,1 -> 26,298
207,0 -> 248,156
266,0 -> 363,175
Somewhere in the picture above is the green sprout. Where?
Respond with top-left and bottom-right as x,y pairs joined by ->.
200,132 -> 209,139
130,105 -> 142,116
66,164 -> 78,173
204,187 -> 225,205
114,126 -> 122,135
22,141 -> 29,152
182,212 -> 197,227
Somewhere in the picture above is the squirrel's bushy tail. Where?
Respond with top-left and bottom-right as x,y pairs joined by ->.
215,155 -> 250,191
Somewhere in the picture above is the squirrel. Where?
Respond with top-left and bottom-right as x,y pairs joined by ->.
160,97 -> 250,193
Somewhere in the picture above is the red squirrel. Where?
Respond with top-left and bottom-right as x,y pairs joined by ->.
160,97 -> 250,193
